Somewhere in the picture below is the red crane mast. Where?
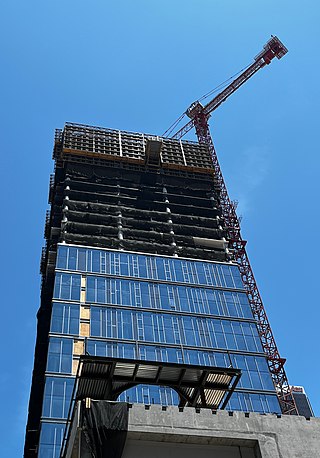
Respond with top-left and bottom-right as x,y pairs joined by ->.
169,37 -> 297,415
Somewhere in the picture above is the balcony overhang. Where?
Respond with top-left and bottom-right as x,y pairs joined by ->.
73,355 -> 241,409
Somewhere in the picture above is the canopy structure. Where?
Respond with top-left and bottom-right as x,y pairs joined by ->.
73,355 -> 241,410
61,356 -> 241,457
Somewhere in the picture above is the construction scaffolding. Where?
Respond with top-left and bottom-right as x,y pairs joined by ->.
44,123 -> 228,267
60,123 -> 213,173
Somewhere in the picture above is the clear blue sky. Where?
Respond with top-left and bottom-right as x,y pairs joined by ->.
1,1 -> 319,455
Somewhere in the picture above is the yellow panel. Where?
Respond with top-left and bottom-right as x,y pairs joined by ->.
72,359 -> 79,375
80,290 -> 86,303
73,339 -> 85,355
80,306 -> 90,320
80,322 -> 90,337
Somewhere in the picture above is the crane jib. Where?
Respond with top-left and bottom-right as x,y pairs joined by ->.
169,36 -> 288,141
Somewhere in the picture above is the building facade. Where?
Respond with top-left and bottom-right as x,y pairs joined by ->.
25,123 -> 281,458
291,386 -> 314,418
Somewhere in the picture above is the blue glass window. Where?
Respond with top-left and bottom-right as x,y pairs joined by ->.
184,349 -> 230,367
230,354 -> 274,391
50,303 -> 79,335
90,306 -> 262,354
57,246 -> 87,272
54,246 -> 277,415
227,392 -> 281,414
116,385 -> 280,414
42,376 -> 74,419
91,308 -> 134,340
56,245 -> 68,270
38,422 -> 65,458
53,273 -> 81,301
87,340 -> 136,359
117,384 -> 179,406
56,246 -> 245,290
47,338 -> 73,374
86,276 -> 252,319
138,345 -> 183,363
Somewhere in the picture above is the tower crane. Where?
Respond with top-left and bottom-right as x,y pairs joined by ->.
167,37 -> 296,415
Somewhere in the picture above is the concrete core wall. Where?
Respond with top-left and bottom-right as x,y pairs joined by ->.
123,440 -> 256,458
124,405 -> 320,458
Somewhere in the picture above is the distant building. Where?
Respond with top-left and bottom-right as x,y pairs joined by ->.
291,386 -> 314,418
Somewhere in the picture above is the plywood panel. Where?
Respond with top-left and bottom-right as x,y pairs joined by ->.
80,322 -> 90,337
73,340 -> 84,355
80,306 -> 90,320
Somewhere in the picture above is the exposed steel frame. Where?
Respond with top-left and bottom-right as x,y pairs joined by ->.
193,109 -> 297,415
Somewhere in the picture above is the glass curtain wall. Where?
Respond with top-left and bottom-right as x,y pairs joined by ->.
38,244 -> 281,457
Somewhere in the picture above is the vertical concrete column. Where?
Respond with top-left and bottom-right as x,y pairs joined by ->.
163,186 -> 177,256
117,183 -> 124,250
73,275 -> 90,375
61,176 -> 71,243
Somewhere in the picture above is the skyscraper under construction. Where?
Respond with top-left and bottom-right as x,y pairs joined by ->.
25,37 -> 310,458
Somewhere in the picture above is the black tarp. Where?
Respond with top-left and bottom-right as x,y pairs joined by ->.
82,401 -> 128,458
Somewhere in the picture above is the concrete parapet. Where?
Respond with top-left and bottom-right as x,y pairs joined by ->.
124,405 -> 320,458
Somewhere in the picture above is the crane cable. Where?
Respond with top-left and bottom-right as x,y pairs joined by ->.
198,62 -> 252,103
162,112 -> 187,138
163,61 -> 252,138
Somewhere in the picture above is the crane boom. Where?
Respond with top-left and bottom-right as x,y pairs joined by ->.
171,36 -> 288,140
